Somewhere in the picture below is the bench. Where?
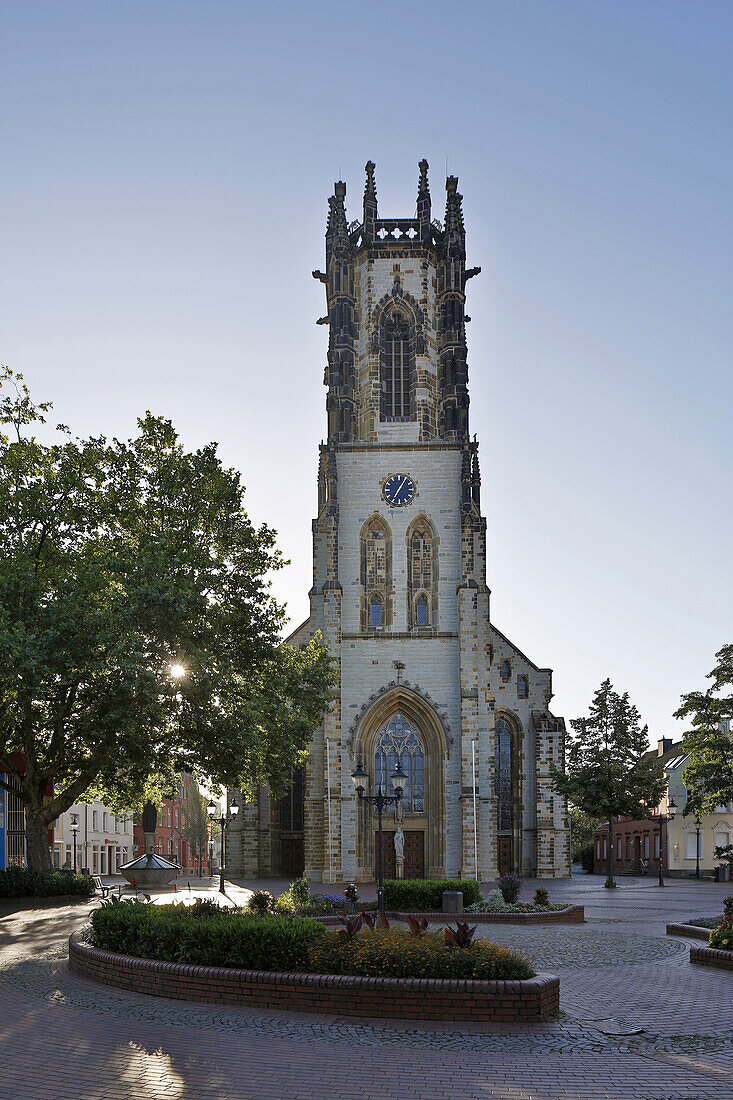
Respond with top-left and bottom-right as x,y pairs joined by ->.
93,876 -> 122,899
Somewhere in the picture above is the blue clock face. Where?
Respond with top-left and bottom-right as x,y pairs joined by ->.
383,474 -> 415,507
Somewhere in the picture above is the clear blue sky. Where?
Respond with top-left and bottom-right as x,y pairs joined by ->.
2,1 -> 731,741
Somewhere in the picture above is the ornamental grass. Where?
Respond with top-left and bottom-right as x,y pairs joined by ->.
307,927 -> 535,980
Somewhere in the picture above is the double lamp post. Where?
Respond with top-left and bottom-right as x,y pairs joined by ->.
208,796 -> 239,894
351,758 -> 406,913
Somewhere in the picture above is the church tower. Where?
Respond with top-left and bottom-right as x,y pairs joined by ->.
229,163 -> 570,882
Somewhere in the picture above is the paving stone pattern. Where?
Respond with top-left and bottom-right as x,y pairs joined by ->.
0,875 -> 731,1098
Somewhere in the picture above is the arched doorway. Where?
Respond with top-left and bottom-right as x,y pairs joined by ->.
352,686 -> 447,882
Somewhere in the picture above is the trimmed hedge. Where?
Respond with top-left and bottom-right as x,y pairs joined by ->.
308,928 -> 535,980
89,900 -> 325,971
382,878 -> 480,911
0,867 -> 94,899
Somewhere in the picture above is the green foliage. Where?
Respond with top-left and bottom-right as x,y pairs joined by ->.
497,873 -> 521,902
676,645 -> 733,814
0,368 -> 334,867
579,844 -> 595,873
551,679 -> 666,887
382,879 -> 480,911
714,844 -> 733,869
0,867 -> 94,899
246,889 -> 275,915
709,915 -> 733,951
533,888 -> 549,908
308,928 -> 535,980
89,900 -> 324,970
569,807 -> 603,860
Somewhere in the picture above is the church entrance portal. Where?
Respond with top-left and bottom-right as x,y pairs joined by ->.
377,830 -> 425,879
281,836 -> 304,877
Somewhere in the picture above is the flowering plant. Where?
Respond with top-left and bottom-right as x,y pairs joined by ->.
247,889 -> 275,915
709,914 -> 733,950
343,883 -> 359,906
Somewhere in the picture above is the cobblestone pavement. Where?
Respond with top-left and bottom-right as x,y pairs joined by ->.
0,876 -> 731,1099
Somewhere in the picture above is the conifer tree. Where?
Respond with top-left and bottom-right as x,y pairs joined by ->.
551,680 -> 666,887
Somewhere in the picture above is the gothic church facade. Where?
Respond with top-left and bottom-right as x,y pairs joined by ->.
229,163 -> 569,882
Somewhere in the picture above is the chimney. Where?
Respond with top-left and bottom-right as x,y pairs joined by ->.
657,737 -> 673,757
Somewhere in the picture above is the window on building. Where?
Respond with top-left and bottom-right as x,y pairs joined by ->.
714,828 -> 731,853
380,311 -> 413,420
685,831 -> 699,860
617,836 -> 622,859
360,516 -> 391,630
625,836 -> 631,859
654,833 -> 660,859
500,660 -> 511,683
279,767 -> 304,832
374,713 -> 424,813
494,717 -> 514,833
102,812 -> 108,831
407,517 -> 437,629
92,846 -> 100,874
643,835 -> 649,859
602,837 -> 608,860
517,675 -> 528,698
92,810 -> 99,830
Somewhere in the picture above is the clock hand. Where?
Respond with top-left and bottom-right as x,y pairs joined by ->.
396,477 -> 407,498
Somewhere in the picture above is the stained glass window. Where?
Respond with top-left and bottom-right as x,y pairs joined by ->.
416,593 -> 429,626
495,718 -> 513,832
370,593 -> 383,627
374,713 -> 424,813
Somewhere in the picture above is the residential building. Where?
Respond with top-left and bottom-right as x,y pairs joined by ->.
53,801 -> 134,876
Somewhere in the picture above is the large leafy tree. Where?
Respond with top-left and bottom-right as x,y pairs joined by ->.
675,645 -> 733,814
551,679 -> 666,887
0,369 -> 333,869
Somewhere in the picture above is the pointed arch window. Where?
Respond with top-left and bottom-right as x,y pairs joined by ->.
361,515 -> 392,631
500,660 -> 511,683
381,312 -> 414,420
407,517 -> 437,629
374,713 -> 424,813
517,675 -> 528,698
415,593 -> 429,627
495,717 -> 514,833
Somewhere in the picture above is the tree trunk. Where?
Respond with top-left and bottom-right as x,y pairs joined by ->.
605,817 -> 616,888
25,809 -> 53,871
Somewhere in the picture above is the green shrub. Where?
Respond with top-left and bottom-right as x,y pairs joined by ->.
89,899 -> 324,971
382,879 -> 480,911
533,887 -> 549,908
497,873 -> 521,903
246,889 -> 275,915
308,927 -> 534,980
580,844 -> 595,874
0,867 -> 94,899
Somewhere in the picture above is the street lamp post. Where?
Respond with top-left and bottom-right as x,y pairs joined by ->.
69,813 -> 80,874
695,815 -> 702,880
351,759 -> 406,914
657,798 -> 677,887
208,796 -> 239,894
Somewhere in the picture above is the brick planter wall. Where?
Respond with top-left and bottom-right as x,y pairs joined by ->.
317,905 -> 584,926
690,945 -> 733,971
69,933 -> 560,1022
666,922 -> 712,942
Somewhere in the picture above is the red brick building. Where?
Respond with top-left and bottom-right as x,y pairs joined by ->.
132,773 -> 199,871
593,816 -> 665,875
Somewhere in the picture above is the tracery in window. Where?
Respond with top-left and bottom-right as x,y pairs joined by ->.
494,717 -> 514,833
360,515 -> 392,630
380,312 -> 413,420
374,713 -> 424,813
407,516 -> 437,628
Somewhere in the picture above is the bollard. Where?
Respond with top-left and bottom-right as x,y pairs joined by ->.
442,890 -> 463,915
